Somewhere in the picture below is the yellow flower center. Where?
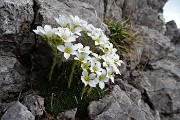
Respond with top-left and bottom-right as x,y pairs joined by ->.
114,59 -> 118,64
106,61 -> 110,65
64,48 -> 71,54
84,76 -> 90,81
99,75 -> 103,81
62,35 -> 67,40
79,56 -> 85,62
84,64 -> 89,69
93,66 -> 97,71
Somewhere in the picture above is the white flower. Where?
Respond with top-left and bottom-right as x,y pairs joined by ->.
92,53 -> 101,62
70,26 -> 82,36
94,34 -> 109,46
81,61 -> 91,70
74,53 -> 91,63
55,27 -> 78,42
113,54 -> 123,66
74,43 -> 91,54
102,55 -> 114,67
106,67 -> 114,83
55,14 -> 72,27
82,24 -> 95,32
57,42 -> 78,59
95,69 -> 109,89
33,25 -> 58,38
70,15 -> 82,26
81,70 -> 97,87
67,15 -> 83,35
112,64 -> 120,74
87,31 -> 100,41
89,60 -> 102,74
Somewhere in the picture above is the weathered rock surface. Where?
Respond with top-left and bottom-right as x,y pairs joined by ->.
0,0 -> 34,117
79,0 -> 124,21
0,0 -> 35,55
165,20 -> 180,44
34,0 -> 106,30
1,102 -> 35,120
0,56 -> 26,102
127,25 -> 180,120
23,94 -> 45,116
57,108 -> 77,120
88,84 -> 161,120
123,0 -> 167,32
80,0 -> 167,32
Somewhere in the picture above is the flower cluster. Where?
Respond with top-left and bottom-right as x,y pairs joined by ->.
33,14 -> 123,89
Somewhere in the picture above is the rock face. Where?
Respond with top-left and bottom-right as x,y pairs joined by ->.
35,0 -> 106,30
0,0 -> 31,117
0,0 -> 34,55
128,25 -> 180,120
1,102 -> 35,120
165,20 -> 180,44
57,108 -> 77,120
23,94 -> 45,116
80,0 -> 167,32
88,84 -> 161,120
0,56 -> 26,102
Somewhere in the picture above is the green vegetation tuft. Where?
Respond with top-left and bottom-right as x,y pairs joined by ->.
104,18 -> 141,57
28,59 -> 107,119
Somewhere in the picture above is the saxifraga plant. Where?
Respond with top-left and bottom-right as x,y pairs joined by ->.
31,14 -> 124,118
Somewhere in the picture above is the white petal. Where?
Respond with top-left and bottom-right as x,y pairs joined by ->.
81,79 -> 88,86
110,77 -> 114,83
82,70 -> 88,76
89,73 -> 96,79
44,25 -> 52,32
104,77 -> 109,82
37,26 -> 45,34
33,30 -> 39,34
71,51 -> 77,55
57,45 -> 65,52
65,36 -> 75,42
99,82 -> 105,89
94,78 -> 99,84
64,53 -> 70,59
89,81 -> 96,87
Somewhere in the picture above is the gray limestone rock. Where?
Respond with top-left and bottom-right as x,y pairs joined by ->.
22,94 -> 45,116
123,0 -> 167,32
0,0 -> 34,55
79,0 -> 124,21
130,26 -> 180,119
34,0 -> 106,30
0,56 -> 26,102
0,102 -> 16,117
88,85 -> 160,120
57,108 -> 77,120
1,102 -> 35,120
165,20 -> 180,44
133,26 -> 172,64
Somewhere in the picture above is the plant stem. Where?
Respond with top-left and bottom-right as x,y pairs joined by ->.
58,52 -> 63,68
81,86 -> 87,99
48,45 -> 57,81
68,60 -> 78,88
